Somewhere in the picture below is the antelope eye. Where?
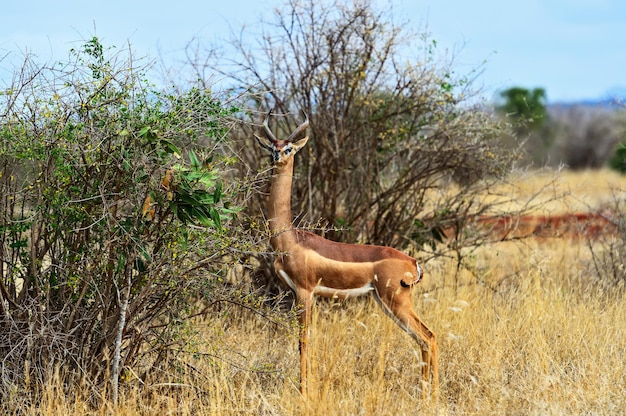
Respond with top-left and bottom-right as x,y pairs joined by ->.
283,147 -> 292,155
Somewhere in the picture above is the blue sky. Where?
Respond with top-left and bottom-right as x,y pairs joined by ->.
1,0 -> 624,103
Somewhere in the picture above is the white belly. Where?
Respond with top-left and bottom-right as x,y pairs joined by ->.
314,282 -> 374,299
278,269 -> 374,299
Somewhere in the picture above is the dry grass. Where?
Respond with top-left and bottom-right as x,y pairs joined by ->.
484,168 -> 626,213
23,170 -> 626,415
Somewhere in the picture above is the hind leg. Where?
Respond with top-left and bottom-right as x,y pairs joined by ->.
373,286 -> 438,397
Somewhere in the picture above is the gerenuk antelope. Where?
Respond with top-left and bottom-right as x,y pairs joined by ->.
255,110 -> 438,397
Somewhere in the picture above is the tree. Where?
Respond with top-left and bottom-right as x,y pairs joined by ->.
610,142 -> 626,173
551,105 -> 625,169
496,86 -> 548,131
193,0 -> 519,260
495,86 -> 554,165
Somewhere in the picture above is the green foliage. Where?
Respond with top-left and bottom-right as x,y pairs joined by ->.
496,86 -> 548,131
0,37 -> 243,399
411,219 -> 446,251
610,142 -> 626,173
494,86 -> 555,166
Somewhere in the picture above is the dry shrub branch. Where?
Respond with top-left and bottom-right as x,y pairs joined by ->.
181,0 -> 554,282
0,37 -> 257,406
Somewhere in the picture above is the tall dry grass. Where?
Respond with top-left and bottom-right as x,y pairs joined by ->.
483,168 -> 626,213
21,170 -> 626,415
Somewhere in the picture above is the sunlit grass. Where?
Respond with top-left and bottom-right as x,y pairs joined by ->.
29,239 -> 626,415
25,170 -> 626,414
484,168 -> 626,213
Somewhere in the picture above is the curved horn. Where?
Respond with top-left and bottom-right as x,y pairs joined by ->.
287,111 -> 309,142
262,109 -> 279,143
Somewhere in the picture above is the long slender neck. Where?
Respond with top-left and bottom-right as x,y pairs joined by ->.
267,158 -> 297,250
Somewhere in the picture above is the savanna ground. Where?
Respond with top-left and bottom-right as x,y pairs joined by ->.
26,169 -> 626,415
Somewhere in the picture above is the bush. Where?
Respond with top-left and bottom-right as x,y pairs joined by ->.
190,0 -> 520,259
0,37 -> 244,404
550,106 -> 625,169
610,142 -> 626,173
586,195 -> 626,292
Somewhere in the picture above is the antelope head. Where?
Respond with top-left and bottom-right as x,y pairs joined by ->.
255,109 -> 309,165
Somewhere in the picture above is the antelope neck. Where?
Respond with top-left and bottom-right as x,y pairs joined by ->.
268,158 -> 298,249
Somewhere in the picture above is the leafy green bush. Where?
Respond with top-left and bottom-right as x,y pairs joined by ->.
610,142 -> 626,173
495,87 -> 548,131
0,37 -> 243,403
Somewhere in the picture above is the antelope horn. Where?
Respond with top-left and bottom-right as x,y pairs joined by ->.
262,108 -> 279,143
287,111 -> 309,142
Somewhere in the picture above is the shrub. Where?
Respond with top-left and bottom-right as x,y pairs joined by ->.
551,106 -> 625,169
190,0 -> 520,258
0,37 -> 243,405
610,142 -> 626,173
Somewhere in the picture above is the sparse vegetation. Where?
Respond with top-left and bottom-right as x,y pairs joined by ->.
0,37 -> 258,407
4,119 -> 626,413
2,0 -> 626,413
551,105 -> 626,169
12,223 -> 626,415
496,86 -> 626,168
191,0 -> 519,252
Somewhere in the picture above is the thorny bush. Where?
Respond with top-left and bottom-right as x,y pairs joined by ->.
185,0 -> 530,280
0,37 -> 250,405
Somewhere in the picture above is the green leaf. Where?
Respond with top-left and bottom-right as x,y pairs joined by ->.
181,228 -> 188,251
9,239 -> 28,249
183,171 -> 206,182
193,208 -> 213,227
178,193 -> 201,206
198,173 -> 217,188
210,207 -> 222,231
194,191 -> 215,205
213,181 -> 223,204
160,139 -> 181,158
116,254 -> 126,274
189,150 -> 201,168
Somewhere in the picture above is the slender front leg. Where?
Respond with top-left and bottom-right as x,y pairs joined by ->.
297,289 -> 313,396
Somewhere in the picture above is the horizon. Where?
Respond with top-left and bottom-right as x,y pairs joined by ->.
1,0 -> 625,104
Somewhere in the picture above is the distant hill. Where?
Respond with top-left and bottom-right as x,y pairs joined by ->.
549,97 -> 625,111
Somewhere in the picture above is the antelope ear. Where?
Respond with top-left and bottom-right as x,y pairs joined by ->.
291,136 -> 309,153
255,134 -> 274,152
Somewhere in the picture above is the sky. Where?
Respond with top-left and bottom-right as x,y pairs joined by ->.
1,0 -> 624,104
